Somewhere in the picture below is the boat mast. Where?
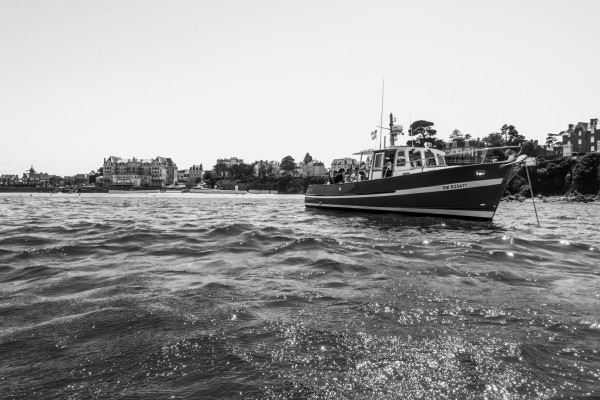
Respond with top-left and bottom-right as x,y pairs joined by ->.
379,79 -> 384,149
389,112 -> 395,146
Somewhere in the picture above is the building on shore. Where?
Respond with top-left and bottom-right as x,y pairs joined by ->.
103,156 -> 177,187
560,118 -> 599,157
331,158 -> 359,173
0,174 -> 20,186
302,160 -> 326,177
177,169 -> 189,184
252,160 -> 281,177
188,164 -> 204,185
216,157 -> 244,168
443,139 -> 487,163
21,166 -> 53,187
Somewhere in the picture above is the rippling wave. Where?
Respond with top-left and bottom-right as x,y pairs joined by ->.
1,194 -> 599,399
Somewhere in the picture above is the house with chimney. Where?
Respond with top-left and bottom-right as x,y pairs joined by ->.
103,156 -> 178,187
0,174 -> 20,186
561,118 -> 599,157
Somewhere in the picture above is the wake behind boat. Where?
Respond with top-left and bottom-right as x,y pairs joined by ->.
305,116 -> 526,221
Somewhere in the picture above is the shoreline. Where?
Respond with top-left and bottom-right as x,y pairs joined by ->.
2,186 -> 598,203
502,193 -> 599,203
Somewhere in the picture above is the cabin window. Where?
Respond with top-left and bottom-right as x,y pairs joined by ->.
373,153 -> 384,170
424,150 -> 436,166
395,151 -> 407,167
408,149 -> 423,168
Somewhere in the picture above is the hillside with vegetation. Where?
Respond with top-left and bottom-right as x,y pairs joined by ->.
505,153 -> 600,201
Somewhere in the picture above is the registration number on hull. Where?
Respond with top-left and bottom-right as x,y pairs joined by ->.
442,182 -> 468,191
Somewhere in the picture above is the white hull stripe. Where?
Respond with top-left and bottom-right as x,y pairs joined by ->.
306,178 -> 503,200
305,203 -> 495,219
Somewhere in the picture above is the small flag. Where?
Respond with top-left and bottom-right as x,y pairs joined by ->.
371,130 -> 377,140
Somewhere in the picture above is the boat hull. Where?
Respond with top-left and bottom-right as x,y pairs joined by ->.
305,163 -> 515,220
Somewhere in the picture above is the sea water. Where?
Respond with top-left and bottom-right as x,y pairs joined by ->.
0,193 -> 599,399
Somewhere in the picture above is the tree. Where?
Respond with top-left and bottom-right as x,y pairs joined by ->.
303,153 -> 313,164
521,141 -> 537,157
229,164 -> 241,178
281,156 -> 296,175
213,162 -> 228,179
409,120 -> 437,145
239,163 -> 254,178
203,170 -> 216,181
482,132 -> 505,147
228,163 -> 253,179
501,124 -> 525,146
449,129 -> 463,141
572,153 -> 600,194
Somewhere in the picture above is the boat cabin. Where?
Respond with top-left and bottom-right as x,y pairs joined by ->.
356,144 -> 448,181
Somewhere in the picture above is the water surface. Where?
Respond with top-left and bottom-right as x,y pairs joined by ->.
1,193 -> 599,399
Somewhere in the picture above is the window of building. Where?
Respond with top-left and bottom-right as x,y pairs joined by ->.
578,139 -> 582,145
592,146 -> 596,152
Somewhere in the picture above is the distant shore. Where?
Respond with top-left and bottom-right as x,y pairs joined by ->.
0,187 -> 108,194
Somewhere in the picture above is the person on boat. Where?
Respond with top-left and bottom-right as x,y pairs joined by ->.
505,148 -> 517,162
349,169 -> 357,182
383,158 -> 393,177
333,169 -> 345,184
409,149 -> 421,168
344,169 -> 353,183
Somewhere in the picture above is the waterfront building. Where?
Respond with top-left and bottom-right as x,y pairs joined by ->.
216,157 -> 244,168
0,174 -> 20,186
72,174 -> 89,184
561,118 -> 599,157
268,161 -> 280,176
253,160 -> 268,177
331,158 -> 358,173
103,156 -> 178,187
253,160 -> 281,177
303,160 -> 326,177
21,166 -> 52,187
188,164 -> 204,185
293,162 -> 304,177
443,139 -> 487,163
177,169 -> 189,184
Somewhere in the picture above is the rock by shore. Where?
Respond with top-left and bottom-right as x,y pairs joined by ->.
502,193 -> 599,203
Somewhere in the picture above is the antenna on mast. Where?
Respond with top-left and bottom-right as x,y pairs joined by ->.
409,113 -> 412,146
379,79 -> 384,149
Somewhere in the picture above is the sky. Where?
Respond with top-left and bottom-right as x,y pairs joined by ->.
1,0 -> 599,176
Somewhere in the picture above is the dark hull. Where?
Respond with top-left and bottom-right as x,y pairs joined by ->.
305,163 -> 515,220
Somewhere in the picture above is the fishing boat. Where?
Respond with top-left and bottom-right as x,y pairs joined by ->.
305,117 -> 526,221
